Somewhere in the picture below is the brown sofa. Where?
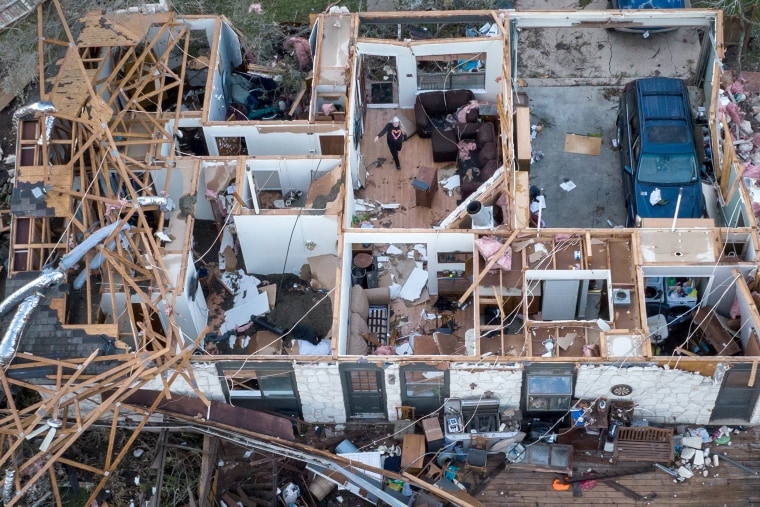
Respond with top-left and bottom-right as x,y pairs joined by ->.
414,89 -> 476,138
458,122 -> 500,199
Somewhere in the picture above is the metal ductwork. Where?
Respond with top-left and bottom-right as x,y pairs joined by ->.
12,101 -> 57,143
135,196 -> 174,213
0,294 -> 42,365
0,271 -> 63,318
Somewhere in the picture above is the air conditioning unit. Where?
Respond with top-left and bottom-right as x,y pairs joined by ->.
613,289 -> 631,306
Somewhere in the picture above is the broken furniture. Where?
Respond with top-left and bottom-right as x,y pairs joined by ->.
421,416 -> 445,452
413,166 -> 438,207
401,434 -> 427,474
692,306 -> 741,355
458,122 -> 499,200
396,405 -> 416,421
414,89 -> 475,138
347,285 -> 391,354
464,435 -> 490,477
572,398 -> 609,431
505,442 -> 574,475
613,426 -> 674,463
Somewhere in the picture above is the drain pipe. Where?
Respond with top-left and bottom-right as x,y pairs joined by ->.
0,293 -> 42,365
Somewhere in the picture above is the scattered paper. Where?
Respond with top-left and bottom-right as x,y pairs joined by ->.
649,187 -> 662,206
557,332 -> 577,351
386,245 -> 403,255
440,175 -> 461,191
399,267 -> 429,301
560,180 -> 576,192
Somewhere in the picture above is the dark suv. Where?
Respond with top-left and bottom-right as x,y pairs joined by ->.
617,77 -> 704,227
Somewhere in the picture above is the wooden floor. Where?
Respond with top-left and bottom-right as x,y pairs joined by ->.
358,108 -> 462,229
473,425 -> 760,506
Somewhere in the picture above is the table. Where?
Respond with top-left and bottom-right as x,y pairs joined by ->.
413,166 -> 437,207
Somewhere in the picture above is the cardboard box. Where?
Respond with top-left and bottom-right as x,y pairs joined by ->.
422,417 -> 444,442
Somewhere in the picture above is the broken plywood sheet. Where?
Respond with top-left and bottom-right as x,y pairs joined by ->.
220,291 -> 270,333
400,267 -> 428,301
639,229 -> 717,264
308,254 -> 339,289
564,134 -> 602,156
305,165 -> 342,210
205,162 -> 236,196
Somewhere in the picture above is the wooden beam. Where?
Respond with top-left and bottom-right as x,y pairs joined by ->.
198,435 -> 219,507
459,230 -> 520,305
749,360 -> 758,388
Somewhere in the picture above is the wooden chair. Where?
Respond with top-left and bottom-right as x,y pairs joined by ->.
396,406 -> 416,421
465,435 -> 490,477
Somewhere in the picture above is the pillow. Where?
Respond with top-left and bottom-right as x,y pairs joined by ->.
350,284 -> 369,320
348,312 -> 369,355
477,142 -> 498,165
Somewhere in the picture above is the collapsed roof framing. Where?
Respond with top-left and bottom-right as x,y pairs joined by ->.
0,2 -> 212,504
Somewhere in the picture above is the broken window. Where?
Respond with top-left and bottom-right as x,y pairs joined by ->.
401,366 -> 449,415
416,54 -> 486,91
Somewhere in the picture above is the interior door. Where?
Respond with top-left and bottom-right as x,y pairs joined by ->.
710,365 -> 760,422
340,364 -> 386,419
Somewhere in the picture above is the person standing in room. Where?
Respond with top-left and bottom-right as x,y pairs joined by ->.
374,116 -> 406,171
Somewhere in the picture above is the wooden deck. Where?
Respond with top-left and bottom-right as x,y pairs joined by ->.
358,108 -> 462,229
473,425 -> 760,506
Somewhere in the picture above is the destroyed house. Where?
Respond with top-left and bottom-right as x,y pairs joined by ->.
2,1 -> 760,504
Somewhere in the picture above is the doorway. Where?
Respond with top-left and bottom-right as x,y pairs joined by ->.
711,364 -> 760,422
363,55 -> 397,106
340,364 -> 386,419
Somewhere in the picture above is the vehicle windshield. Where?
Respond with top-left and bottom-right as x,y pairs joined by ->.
637,153 -> 697,185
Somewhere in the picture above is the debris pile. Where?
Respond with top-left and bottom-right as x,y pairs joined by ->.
721,72 -> 760,219
667,425 -> 746,482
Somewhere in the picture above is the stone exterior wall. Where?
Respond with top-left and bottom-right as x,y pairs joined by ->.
576,365 -> 720,424
146,363 -> 226,401
450,364 -> 523,409
294,362 -> 347,423
384,363 -> 403,420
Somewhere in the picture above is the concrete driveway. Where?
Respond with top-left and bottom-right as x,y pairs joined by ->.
513,20 -> 704,228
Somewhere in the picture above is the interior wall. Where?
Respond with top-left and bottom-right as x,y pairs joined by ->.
356,38 -> 503,108
343,231 -> 475,295
235,214 -> 339,274
642,265 -> 755,316
243,158 -> 340,198
735,276 -> 760,351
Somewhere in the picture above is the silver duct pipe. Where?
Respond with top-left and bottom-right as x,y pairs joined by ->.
135,196 -> 174,213
12,101 -> 57,143
0,222 -> 132,367
0,294 -> 42,365
59,222 -> 127,271
0,271 -> 63,318
73,237 -> 117,290
2,469 -> 14,504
